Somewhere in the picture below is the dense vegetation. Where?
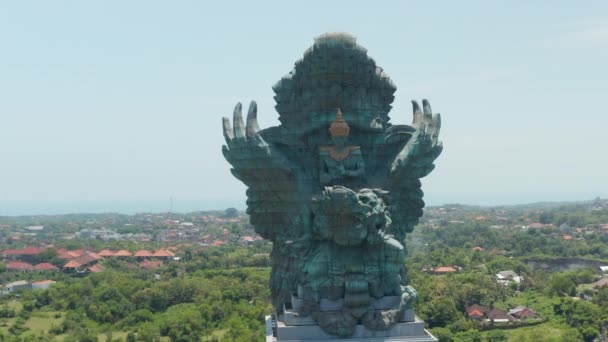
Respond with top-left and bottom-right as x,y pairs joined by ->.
0,246 -> 272,342
1,200 -> 608,341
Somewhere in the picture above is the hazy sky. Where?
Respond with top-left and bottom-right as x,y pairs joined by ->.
1,1 -> 607,214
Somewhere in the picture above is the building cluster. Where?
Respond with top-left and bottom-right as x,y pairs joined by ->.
422,201 -> 608,238
495,270 -> 523,286
2,280 -> 56,295
75,228 -> 151,242
1,246 -> 176,274
466,304 -> 540,323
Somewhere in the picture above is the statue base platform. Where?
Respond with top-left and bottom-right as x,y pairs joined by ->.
265,312 -> 438,342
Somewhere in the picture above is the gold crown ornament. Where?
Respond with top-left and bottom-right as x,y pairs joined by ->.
329,108 -> 350,137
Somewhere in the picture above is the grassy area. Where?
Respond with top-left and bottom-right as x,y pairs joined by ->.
97,331 -> 129,341
0,310 -> 63,339
495,322 -> 580,342
25,311 -> 63,334
201,329 -> 226,341
6,300 -> 23,311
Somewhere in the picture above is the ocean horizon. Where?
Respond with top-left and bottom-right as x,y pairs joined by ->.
0,199 -> 246,216
0,194 -> 603,217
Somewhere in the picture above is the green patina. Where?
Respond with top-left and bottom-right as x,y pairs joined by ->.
221,32 -> 442,337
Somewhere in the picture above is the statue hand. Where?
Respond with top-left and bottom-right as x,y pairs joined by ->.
222,101 -> 277,169
390,99 -> 443,179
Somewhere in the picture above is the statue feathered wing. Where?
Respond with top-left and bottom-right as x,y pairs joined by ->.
377,100 -> 443,242
222,101 -> 308,308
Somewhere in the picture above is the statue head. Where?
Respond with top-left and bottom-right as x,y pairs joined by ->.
311,186 -> 390,246
272,32 -> 396,134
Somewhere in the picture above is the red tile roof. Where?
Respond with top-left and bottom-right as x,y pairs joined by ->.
488,308 -> 515,321
87,252 -> 101,260
433,266 -> 458,274
466,304 -> 488,318
512,308 -> 538,319
57,249 -> 85,259
63,260 -> 81,268
114,250 -> 133,257
32,280 -> 56,285
3,246 -> 46,255
35,263 -> 58,271
134,250 -> 154,257
7,261 -> 34,270
98,249 -> 115,257
73,254 -> 100,265
468,308 -> 485,318
88,264 -> 105,273
63,253 -> 99,268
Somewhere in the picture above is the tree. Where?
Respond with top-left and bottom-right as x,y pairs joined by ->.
548,274 -> 576,296
580,326 -> 599,342
431,327 -> 453,342
224,208 -> 239,218
136,323 -> 160,342
486,330 -> 507,342
419,297 -> 462,328
453,329 -> 481,342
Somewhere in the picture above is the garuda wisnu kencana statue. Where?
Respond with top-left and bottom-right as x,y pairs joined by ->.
221,33 -> 442,337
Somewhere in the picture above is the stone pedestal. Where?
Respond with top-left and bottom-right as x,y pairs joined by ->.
265,312 -> 438,342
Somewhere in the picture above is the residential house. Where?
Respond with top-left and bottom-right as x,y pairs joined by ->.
5,280 -> 31,293
35,263 -> 59,271
113,250 -> 133,257
509,306 -> 540,320
466,304 -> 488,320
32,280 -> 56,290
98,250 -> 115,257
592,278 -> 608,290
487,308 -> 515,323
7,261 -> 34,272
153,249 -> 174,259
432,266 -> 459,275
134,250 -> 154,258
2,246 -> 46,262
496,270 -> 522,286
88,264 -> 105,273
62,253 -> 101,273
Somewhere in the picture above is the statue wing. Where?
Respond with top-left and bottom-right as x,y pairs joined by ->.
223,102 -> 307,308
385,100 -> 443,241
222,101 -> 303,241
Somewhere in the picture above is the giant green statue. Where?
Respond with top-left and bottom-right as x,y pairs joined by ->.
222,33 -> 442,338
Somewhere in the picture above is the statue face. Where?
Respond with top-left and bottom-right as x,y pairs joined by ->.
311,187 -> 388,246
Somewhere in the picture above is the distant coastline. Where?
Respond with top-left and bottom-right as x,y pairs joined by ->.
0,199 -> 246,217
0,196 -> 604,217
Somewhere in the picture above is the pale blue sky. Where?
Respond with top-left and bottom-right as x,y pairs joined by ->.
1,1 -> 607,214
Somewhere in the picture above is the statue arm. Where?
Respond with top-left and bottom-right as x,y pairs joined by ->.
390,99 -> 442,180
345,151 -> 365,178
385,100 -> 443,240
319,152 -> 332,185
